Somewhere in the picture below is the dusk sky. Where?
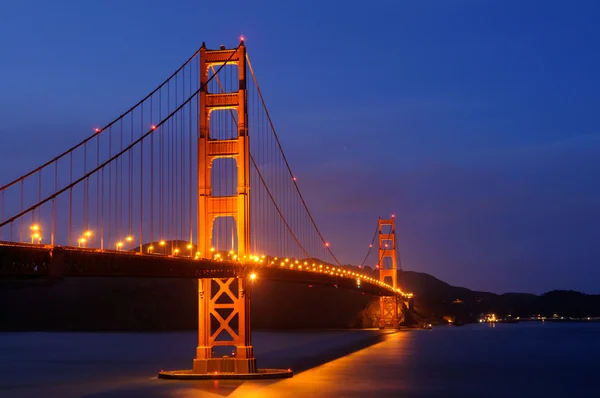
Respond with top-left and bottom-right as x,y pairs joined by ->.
1,1 -> 599,294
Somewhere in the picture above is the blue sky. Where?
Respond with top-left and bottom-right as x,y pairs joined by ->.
0,0 -> 599,293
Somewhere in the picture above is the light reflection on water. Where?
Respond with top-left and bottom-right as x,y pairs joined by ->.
1,323 -> 598,397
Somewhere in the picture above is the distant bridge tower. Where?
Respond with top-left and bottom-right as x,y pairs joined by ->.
378,216 -> 401,328
195,41 -> 255,374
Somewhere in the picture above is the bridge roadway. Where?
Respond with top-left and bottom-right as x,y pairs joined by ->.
0,241 -> 401,297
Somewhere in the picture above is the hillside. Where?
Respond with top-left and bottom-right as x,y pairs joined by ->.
398,271 -> 600,323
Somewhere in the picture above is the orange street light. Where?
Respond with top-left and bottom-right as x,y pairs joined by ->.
31,232 -> 41,244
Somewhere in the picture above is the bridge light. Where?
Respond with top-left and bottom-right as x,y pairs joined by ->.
78,237 -> 86,247
116,241 -> 123,250
151,125 -> 157,130
369,244 -> 373,248
126,236 -> 133,242
173,248 -> 180,255
240,35 -> 245,42
31,231 -> 41,244
186,244 -> 192,250
249,272 -> 256,281
391,214 -> 395,218
30,224 -> 40,232
95,128 -> 101,133
84,230 -> 93,238
147,245 -> 154,253
159,240 -> 166,246
292,177 -> 296,181
210,247 -> 215,252
325,242 -> 329,247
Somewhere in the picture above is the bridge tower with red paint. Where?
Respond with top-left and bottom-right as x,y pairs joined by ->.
194,41 -> 255,374
378,216 -> 401,328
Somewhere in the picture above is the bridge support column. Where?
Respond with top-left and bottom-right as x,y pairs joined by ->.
379,296 -> 400,329
378,217 -> 402,328
193,276 -> 256,374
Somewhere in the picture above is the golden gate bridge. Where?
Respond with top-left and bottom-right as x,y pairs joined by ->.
0,40 -> 412,379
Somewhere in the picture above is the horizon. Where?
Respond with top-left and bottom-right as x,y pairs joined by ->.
1,1 -> 599,295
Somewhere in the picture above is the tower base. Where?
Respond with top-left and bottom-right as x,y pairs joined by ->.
158,367 -> 292,380
192,357 -> 257,374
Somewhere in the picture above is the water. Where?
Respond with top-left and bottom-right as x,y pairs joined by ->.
1,323 -> 597,397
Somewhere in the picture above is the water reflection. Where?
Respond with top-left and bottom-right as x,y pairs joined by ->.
223,332 -> 412,398
2,324 -> 599,397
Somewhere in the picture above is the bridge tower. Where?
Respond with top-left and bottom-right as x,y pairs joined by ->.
378,216 -> 401,328
194,41 -> 256,374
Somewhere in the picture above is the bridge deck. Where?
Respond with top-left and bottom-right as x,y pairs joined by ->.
0,242 -> 399,297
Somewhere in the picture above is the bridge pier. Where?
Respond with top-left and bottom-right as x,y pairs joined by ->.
192,276 -> 257,374
379,295 -> 400,329
158,272 -> 291,379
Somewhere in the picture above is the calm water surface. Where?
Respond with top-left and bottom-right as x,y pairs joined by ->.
1,323 -> 597,397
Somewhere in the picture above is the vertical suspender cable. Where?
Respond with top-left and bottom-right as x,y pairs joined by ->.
52,162 -> 57,245
189,67 -> 193,247
140,104 -> 144,253
120,119 -> 125,239
83,142 -> 87,231
108,126 -> 112,246
96,133 -> 100,245
160,88 -> 164,242
68,152 -> 73,246
150,95 -> 154,247
37,170 -> 42,226
130,113 -> 133,238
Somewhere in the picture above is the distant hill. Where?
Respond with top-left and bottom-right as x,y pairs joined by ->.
397,271 -> 600,323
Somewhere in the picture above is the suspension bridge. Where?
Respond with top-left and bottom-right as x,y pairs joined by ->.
0,40 -> 412,378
